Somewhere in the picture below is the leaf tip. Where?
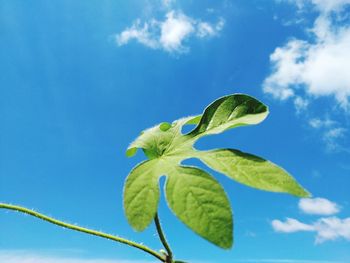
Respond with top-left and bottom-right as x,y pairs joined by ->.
299,189 -> 312,198
290,183 -> 311,198
220,237 -> 233,250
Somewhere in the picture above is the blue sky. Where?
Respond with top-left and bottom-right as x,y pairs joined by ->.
0,0 -> 350,262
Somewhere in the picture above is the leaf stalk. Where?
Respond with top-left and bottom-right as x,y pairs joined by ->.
154,213 -> 173,262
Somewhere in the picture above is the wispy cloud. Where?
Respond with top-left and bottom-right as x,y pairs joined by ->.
115,10 -> 224,53
307,116 -> 348,152
272,197 -> 350,243
322,127 -> 347,152
308,118 -> 335,129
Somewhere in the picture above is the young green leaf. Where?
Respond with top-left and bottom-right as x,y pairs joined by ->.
126,117 -> 195,159
198,149 -> 310,197
124,93 -> 310,249
165,166 -> 233,249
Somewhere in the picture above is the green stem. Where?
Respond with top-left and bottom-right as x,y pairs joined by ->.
154,213 -> 173,262
0,203 -> 165,262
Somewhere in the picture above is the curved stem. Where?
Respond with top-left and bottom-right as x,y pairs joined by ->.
0,203 -> 165,262
154,213 -> 173,262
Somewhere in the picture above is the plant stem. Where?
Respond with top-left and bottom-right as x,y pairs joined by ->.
0,203 -> 165,262
154,213 -> 173,262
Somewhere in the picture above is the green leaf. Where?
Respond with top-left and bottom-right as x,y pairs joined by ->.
123,160 -> 162,231
188,94 -> 268,137
199,149 -> 310,197
124,93 -> 310,248
165,166 -> 233,249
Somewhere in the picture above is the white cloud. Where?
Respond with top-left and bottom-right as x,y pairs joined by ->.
272,218 -> 315,232
272,217 -> 350,243
263,20 -> 350,110
267,0 -> 350,151
159,11 -> 194,52
272,197 -> 350,243
299,198 -> 340,215
314,217 -> 350,243
116,19 -> 159,49
115,11 -> 224,53
263,39 -> 306,100
264,1 -> 350,110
